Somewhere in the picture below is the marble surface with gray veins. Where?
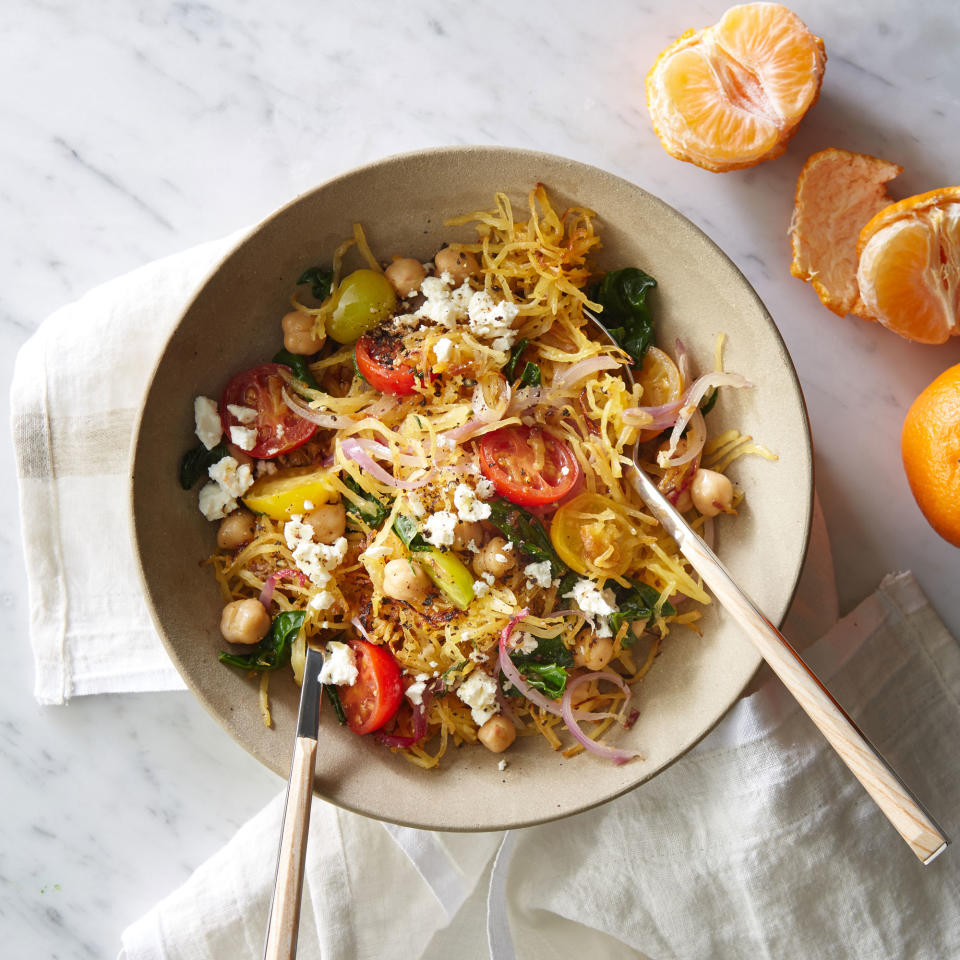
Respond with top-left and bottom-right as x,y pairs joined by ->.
3,1 -> 960,956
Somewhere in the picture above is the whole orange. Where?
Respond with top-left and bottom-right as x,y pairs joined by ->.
902,364 -> 960,546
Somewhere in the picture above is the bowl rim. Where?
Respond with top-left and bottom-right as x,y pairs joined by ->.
128,144 -> 814,830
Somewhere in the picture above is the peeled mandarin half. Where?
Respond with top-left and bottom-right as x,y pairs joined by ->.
646,3 -> 826,172
856,188 -> 960,344
902,363 -> 960,546
789,148 -> 902,316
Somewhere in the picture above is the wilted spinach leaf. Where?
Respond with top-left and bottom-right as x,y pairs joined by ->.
324,683 -> 347,724
518,361 -> 541,388
272,348 -> 320,389
342,476 -> 390,528
607,580 -> 675,644
297,266 -> 334,301
179,441 -> 229,490
589,267 -> 658,364
486,498 -> 566,578
393,513 -> 431,552
700,389 -> 719,415
503,338 -> 530,381
218,610 -> 306,672
502,634 -> 574,699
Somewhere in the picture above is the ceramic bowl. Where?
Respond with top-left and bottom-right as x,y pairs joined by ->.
131,146 -> 812,831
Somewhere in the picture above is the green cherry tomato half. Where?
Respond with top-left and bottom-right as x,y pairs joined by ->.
416,549 -> 475,610
326,269 -> 397,344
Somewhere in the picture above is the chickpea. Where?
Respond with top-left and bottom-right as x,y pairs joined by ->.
383,558 -> 431,604
217,509 -> 256,550
384,257 -> 426,298
477,714 -> 516,754
573,628 -> 615,671
691,468 -> 734,518
220,598 -> 271,645
303,502 -> 346,544
281,310 -> 325,355
473,537 -> 516,579
434,246 -> 480,285
452,520 -> 484,553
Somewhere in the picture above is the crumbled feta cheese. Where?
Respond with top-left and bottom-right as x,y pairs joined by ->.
523,561 -> 553,589
226,403 -> 257,424
318,641 -> 357,686
405,673 -> 430,707
468,649 -> 489,663
406,492 -> 426,518
255,460 -> 278,478
514,632 -> 539,655
283,517 -> 348,586
456,670 -> 500,727
194,396 -> 222,450
429,660 -> 438,669
434,336 -> 454,363
466,539 -> 481,554
415,276 -> 471,328
467,290 -> 519,346
472,579 -> 491,598
495,553 -> 508,563
230,425 -> 258,450
501,541 -> 514,552
498,758 -> 508,772
453,483 -> 492,522
198,481 -> 237,521
208,456 -> 254,499
475,477 -> 496,500
480,572 -> 495,585
423,511 -> 458,547
309,590 -> 337,611
564,579 -> 619,638
303,500 -> 314,511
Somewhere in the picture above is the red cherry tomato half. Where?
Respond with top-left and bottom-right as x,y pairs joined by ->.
220,363 -> 317,459
355,331 -> 418,395
478,425 -> 581,506
338,639 -> 404,735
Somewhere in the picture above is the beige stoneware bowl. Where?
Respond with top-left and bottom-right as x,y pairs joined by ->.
130,146 -> 812,831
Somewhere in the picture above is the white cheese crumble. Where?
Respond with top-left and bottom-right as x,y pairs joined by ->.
230,425 -> 258,450
523,560 -> 553,589
318,641 -> 358,686
475,477 -> 496,500
414,276 -> 472,328
456,670 -> 500,727
208,456 -> 254,499
434,336 -> 454,363
309,590 -> 337,611
472,579 -> 491,598
255,460 -> 278,478
423,511 -> 458,547
564,579 -> 619,638
406,492 -> 426,518
498,758 -> 508,772
465,539 -> 481,554
283,516 -> 348,586
453,483 -> 492,522
514,632 -> 539,655
303,500 -> 314,511
405,673 -> 430,707
467,290 -> 519,346
198,481 -> 237,521
194,396 -> 222,450
226,403 -> 257,424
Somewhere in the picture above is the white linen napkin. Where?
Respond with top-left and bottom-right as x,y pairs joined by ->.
118,571 -> 960,960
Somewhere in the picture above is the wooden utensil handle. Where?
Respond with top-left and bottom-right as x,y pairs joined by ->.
263,736 -> 318,960
684,526 -> 949,864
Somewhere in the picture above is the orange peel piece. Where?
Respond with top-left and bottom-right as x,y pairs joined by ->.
789,148 -> 902,317
646,3 -> 826,172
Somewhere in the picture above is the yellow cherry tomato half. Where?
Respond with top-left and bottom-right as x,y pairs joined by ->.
242,465 -> 338,519
326,269 -> 398,344
549,493 -> 638,579
636,346 -> 683,441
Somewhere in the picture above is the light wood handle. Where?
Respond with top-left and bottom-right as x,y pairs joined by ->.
629,466 -> 948,863
263,736 -> 318,960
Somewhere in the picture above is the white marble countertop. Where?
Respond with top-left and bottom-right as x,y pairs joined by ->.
3,1 -> 959,956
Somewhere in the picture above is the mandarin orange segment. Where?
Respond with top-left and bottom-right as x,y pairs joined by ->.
789,148 -> 902,316
646,3 -> 826,172
902,363 -> 960,547
857,188 -> 960,344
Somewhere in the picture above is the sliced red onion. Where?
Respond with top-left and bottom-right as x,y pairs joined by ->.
675,337 -> 692,386
350,616 -> 374,643
471,377 -> 512,421
622,400 -> 684,431
340,438 -> 435,490
376,687 -> 431,749
560,672 -> 642,765
506,387 -> 541,417
660,408 -> 707,469
281,387 -> 356,430
552,355 -> 621,392
349,436 -> 428,468
259,568 -> 309,609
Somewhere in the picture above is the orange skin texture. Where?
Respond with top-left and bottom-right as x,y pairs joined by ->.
902,364 -> 960,547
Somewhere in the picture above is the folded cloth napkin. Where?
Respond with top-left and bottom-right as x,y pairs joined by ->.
119,571 -> 960,960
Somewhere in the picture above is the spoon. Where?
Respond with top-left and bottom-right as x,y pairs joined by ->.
263,644 -> 325,959
585,310 -> 949,864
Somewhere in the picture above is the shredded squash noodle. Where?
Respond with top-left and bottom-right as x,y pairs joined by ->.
190,185 -> 776,769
